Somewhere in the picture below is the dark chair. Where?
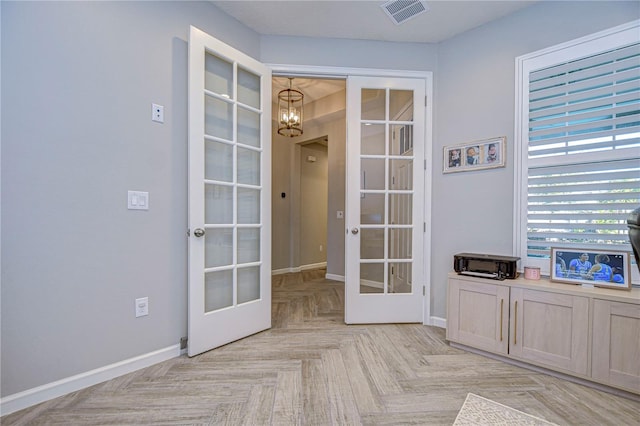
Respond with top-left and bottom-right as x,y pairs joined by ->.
628,206 -> 640,274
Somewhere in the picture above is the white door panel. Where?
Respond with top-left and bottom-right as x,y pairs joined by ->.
345,76 -> 425,324
188,26 -> 271,356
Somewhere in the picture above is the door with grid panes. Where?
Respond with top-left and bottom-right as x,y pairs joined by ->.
345,76 -> 425,323
188,27 -> 271,356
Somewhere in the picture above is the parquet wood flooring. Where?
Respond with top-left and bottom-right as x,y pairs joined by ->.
3,269 -> 639,425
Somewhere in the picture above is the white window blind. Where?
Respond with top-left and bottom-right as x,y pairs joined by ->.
515,22 -> 640,280
528,43 -> 640,159
527,158 -> 639,257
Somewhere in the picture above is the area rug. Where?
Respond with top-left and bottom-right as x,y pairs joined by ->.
453,393 -> 558,425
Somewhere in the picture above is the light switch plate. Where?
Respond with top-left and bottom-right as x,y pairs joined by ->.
128,191 -> 149,210
135,297 -> 149,317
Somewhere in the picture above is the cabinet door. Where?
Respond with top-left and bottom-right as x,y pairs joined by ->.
447,278 -> 509,355
510,288 -> 589,375
592,299 -> 640,393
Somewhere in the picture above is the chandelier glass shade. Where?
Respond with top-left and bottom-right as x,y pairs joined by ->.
277,79 -> 304,137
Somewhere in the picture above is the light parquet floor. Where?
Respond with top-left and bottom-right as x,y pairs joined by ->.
3,269 -> 639,425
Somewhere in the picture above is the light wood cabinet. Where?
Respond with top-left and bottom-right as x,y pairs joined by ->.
446,278 -> 509,355
591,299 -> 640,394
447,273 -> 640,395
509,287 -> 589,375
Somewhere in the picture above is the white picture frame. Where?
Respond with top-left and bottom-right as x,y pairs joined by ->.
443,136 -> 506,173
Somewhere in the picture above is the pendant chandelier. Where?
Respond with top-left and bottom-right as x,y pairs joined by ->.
277,78 -> 304,137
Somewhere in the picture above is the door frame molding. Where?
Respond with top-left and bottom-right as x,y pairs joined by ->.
268,64 -> 434,325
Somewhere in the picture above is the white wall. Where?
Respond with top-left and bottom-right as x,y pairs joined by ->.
262,1 -> 639,321
2,0 -> 638,402
270,125 -> 293,271
431,1 -> 640,318
1,0 -> 260,397
261,36 -> 439,71
300,143 -> 328,267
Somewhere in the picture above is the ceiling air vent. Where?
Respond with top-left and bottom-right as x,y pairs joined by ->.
381,0 -> 429,25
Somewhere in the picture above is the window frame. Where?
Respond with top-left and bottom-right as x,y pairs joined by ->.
514,20 -> 640,284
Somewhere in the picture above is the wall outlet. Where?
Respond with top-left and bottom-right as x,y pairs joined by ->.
152,103 -> 164,123
135,297 -> 149,317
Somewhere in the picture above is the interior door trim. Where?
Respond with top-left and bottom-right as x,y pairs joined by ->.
268,64 -> 434,326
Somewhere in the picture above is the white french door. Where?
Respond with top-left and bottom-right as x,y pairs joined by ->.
345,76 -> 425,324
187,27 -> 271,356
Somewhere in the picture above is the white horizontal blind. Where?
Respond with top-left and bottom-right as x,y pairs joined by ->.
525,41 -> 640,260
528,158 -> 640,256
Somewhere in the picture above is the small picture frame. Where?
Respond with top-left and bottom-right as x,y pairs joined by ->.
550,248 -> 631,290
443,136 -> 506,173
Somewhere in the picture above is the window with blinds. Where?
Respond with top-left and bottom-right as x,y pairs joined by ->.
515,22 -> 640,280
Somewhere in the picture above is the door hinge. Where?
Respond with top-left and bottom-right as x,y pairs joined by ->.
424,159 -> 426,170
425,96 -> 427,106
422,286 -> 425,296
423,222 -> 426,232
187,229 -> 190,237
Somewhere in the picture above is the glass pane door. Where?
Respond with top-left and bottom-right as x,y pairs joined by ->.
359,89 -> 414,295
203,52 -> 262,313
345,76 -> 425,324
188,26 -> 271,357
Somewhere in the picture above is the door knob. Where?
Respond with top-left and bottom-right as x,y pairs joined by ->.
351,228 -> 359,235
193,228 -> 205,238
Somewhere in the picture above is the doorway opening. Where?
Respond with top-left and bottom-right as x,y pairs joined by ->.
270,67 -> 433,326
271,76 -> 347,280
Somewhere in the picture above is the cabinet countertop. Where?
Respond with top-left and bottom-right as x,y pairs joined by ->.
448,272 -> 640,304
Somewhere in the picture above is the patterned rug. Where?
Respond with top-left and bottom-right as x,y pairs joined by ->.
454,393 -> 558,425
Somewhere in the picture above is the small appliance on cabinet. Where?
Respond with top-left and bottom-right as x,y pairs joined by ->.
453,253 -> 519,280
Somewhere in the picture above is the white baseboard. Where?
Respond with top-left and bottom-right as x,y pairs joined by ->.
0,344 -> 181,416
271,270 -> 344,282
272,262 -> 327,276
325,273 -> 344,282
300,262 -> 327,271
272,267 -> 296,275
360,279 -> 384,289
429,316 -> 447,328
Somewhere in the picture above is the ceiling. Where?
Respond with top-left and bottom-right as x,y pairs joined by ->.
211,1 -> 538,44
214,1 -> 539,105
273,76 -> 345,105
